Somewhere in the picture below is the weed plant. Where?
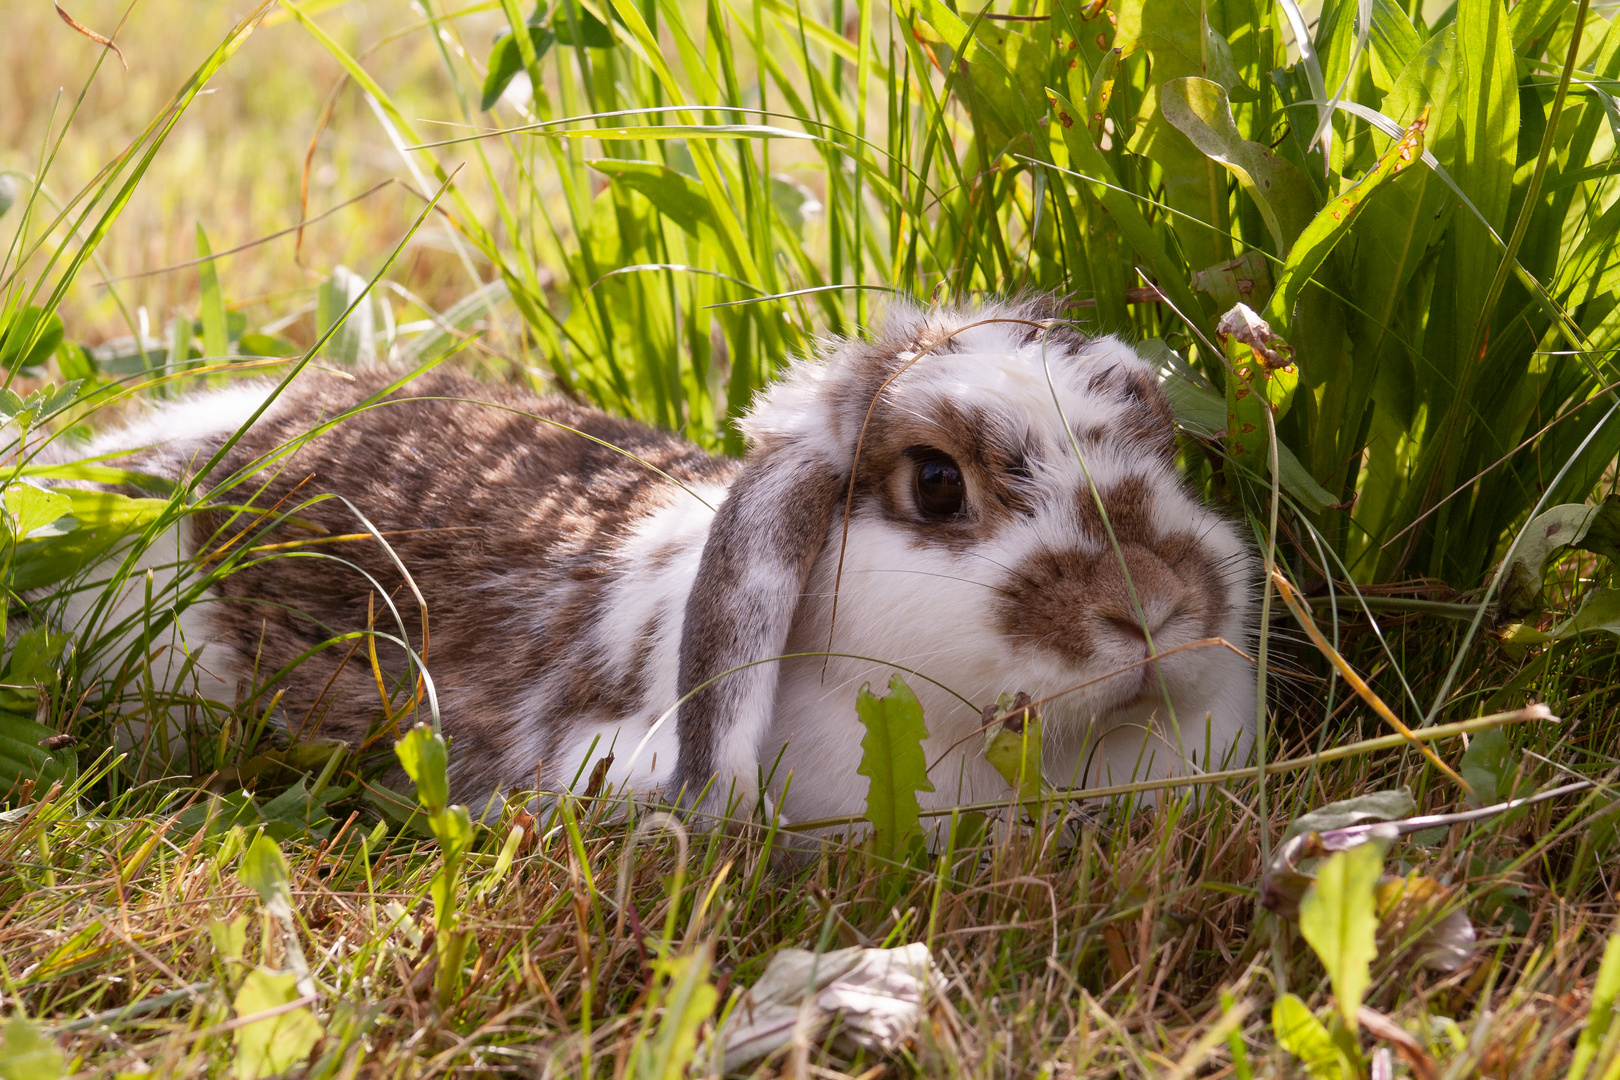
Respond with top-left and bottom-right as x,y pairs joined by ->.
1,0 -> 1619,1075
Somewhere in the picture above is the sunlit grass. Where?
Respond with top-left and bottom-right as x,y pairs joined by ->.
3,0 -> 1620,1076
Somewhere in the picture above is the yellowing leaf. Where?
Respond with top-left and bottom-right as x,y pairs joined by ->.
230,969 -> 322,1080
982,694 -> 1047,804
1300,842 -> 1384,1028
0,1015 -> 64,1080
209,917 -> 249,964
1270,993 -> 1344,1080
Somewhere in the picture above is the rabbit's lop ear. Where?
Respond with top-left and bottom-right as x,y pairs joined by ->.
672,350 -> 863,815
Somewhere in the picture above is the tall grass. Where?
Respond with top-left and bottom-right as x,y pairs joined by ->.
353,0 -> 1620,591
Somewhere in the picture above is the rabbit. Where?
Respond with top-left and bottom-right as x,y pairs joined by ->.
51,296 -> 1257,824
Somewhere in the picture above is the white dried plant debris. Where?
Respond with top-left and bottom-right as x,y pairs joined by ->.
707,942 -> 945,1071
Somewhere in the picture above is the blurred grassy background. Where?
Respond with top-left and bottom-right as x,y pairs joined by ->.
3,1 -> 500,352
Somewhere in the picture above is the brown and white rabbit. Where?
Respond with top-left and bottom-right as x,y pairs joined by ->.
54,297 -> 1256,822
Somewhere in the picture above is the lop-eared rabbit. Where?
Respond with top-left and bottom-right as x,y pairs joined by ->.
56,298 -> 1256,823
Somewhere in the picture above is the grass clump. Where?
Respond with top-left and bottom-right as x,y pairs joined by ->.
1,0 -> 1620,1076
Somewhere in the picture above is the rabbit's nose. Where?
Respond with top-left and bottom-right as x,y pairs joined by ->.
1103,612 -> 1170,643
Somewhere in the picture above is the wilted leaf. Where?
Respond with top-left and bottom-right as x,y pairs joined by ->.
1220,302 -> 1300,474
230,969 -> 322,1080
1283,790 -> 1417,842
1299,842 -> 1384,1027
707,943 -> 943,1072
1375,873 -> 1476,973
1192,251 -> 1274,310
856,677 -> 933,861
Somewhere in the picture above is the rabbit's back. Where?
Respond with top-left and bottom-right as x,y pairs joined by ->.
121,368 -> 736,799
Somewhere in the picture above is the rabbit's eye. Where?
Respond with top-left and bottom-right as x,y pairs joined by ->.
914,453 -> 966,519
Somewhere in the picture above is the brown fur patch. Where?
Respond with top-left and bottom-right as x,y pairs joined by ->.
999,479 -> 1228,663
148,366 -> 738,799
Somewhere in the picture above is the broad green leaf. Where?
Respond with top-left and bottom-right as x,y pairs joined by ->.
0,308 -> 64,373
196,224 -> 229,360
0,1014 -> 63,1080
1160,77 -> 1313,253
238,834 -> 293,917
0,176 -> 15,220
1367,0 -> 1423,92
316,266 -> 370,366
231,969 -> 322,1080
1570,928 -> 1620,1080
1299,842 -> 1384,1028
428,803 -> 473,868
1500,589 -> 1620,658
1447,0 -> 1518,374
8,490 -> 170,592
1116,0 -> 1244,270
1158,369 -> 1337,513
589,159 -> 714,237
396,723 -> 450,814
0,710 -> 76,802
22,381 -> 83,423
1266,107 -> 1430,330
3,483 -> 71,541
1498,497 -> 1620,615
1457,727 -> 1512,808
481,27 -> 556,110
209,916 -> 249,963
1282,789 -> 1416,842
54,341 -> 96,382
1192,251 -> 1273,311
855,676 -> 933,861
909,0 -> 1041,153
1046,88 -> 1212,342
1270,993 -> 1344,1080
